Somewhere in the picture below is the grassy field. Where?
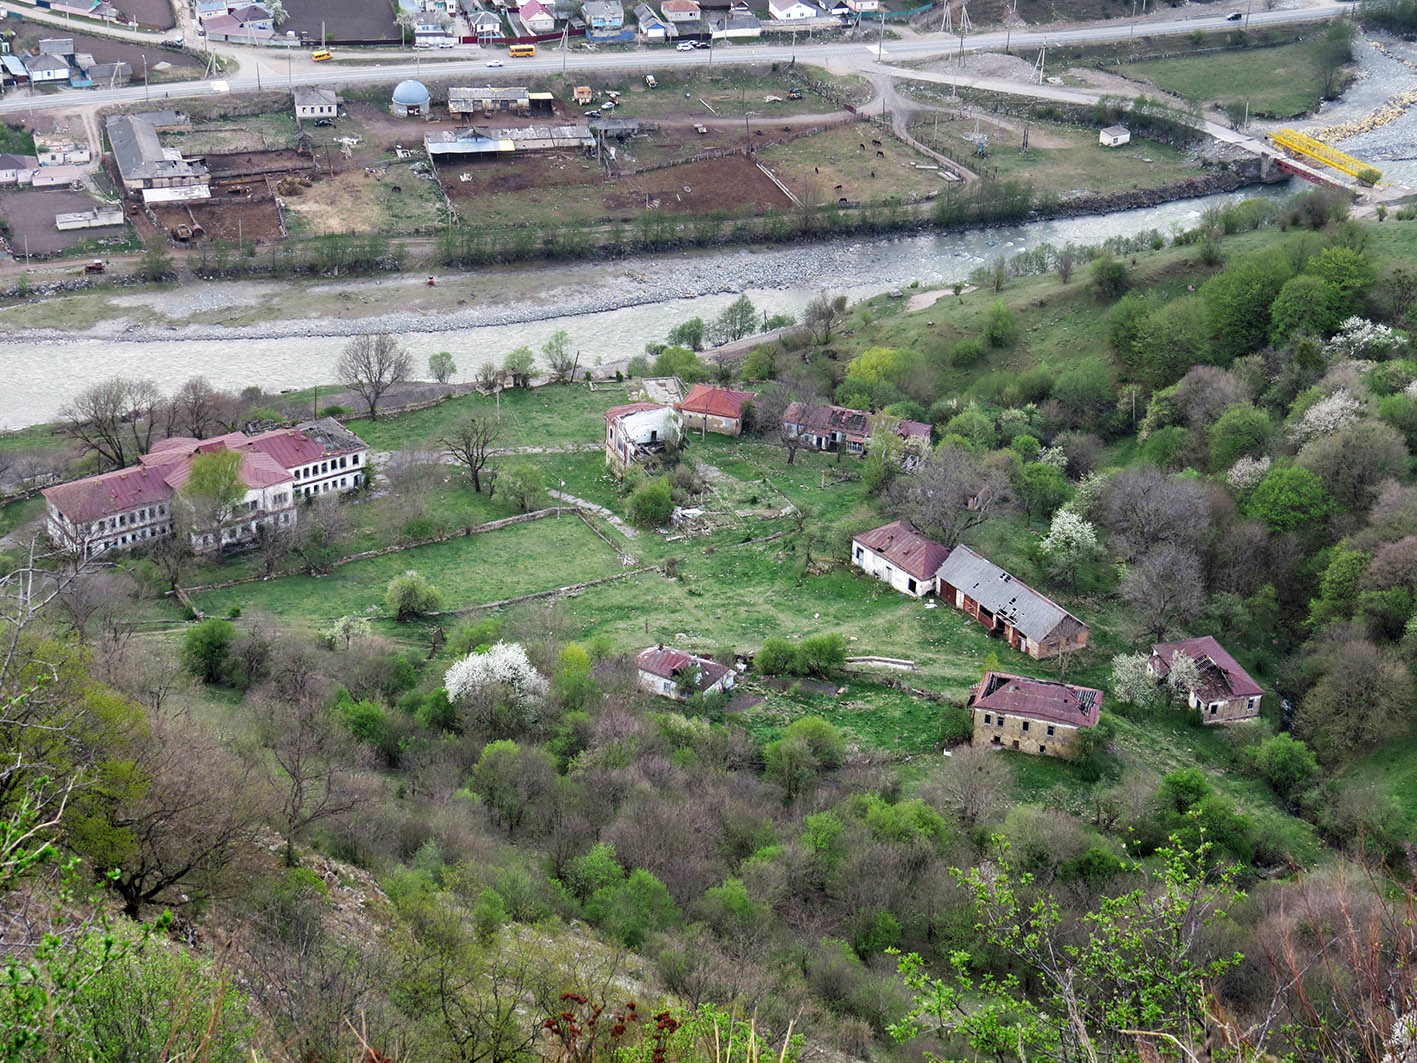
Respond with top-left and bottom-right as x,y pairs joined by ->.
191,511 -> 624,622
167,113 -> 304,154
907,116 -> 1199,198
600,68 -> 861,121
757,124 -> 949,204
738,678 -> 944,755
1120,40 -> 1342,119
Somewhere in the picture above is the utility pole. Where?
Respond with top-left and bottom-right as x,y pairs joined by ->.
142,53 -> 148,101
877,12 -> 884,61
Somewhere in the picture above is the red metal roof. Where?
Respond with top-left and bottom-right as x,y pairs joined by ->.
677,384 -> 755,420
853,520 -> 950,581
1150,635 -> 1264,699
43,461 -> 180,524
971,671 -> 1102,727
635,645 -> 732,691
244,428 -> 328,468
896,420 -> 931,440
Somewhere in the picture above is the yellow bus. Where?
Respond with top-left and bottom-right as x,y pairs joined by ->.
508,43 -> 536,57
311,49 -> 332,61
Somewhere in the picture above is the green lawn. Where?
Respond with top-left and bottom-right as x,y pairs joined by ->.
1120,40 -> 1341,119
347,384 -> 624,454
738,679 -> 944,756
191,511 -> 624,623
1346,728 -> 1417,836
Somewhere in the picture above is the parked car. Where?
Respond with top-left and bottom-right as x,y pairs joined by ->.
676,40 -> 694,50
586,109 -> 601,117
314,117 -> 334,127
1225,10 -> 1242,18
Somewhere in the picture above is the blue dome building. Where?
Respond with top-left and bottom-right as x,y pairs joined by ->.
391,79 -> 431,117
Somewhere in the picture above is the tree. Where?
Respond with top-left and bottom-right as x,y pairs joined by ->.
1016,461 -> 1070,521
710,295 -> 757,345
335,333 -> 411,419
181,618 -> 236,684
1038,509 -> 1101,590
495,462 -> 545,512
503,346 -> 535,388
1269,273 -> 1342,344
1250,733 -> 1320,804
922,743 -> 1008,827
1109,651 -> 1163,710
667,317 -> 705,351
764,717 -> 845,799
181,449 -> 244,544
1121,545 -> 1204,642
628,477 -> 673,528
985,300 -> 1017,347
470,740 -> 556,834
1056,243 -> 1078,283
439,415 -> 501,493
1089,253 -> 1129,299
887,444 -> 1009,548
1100,467 -> 1211,561
428,350 -> 457,384
60,376 -> 164,470
1297,635 -> 1413,764
476,360 -> 500,391
1201,249 -> 1293,363
542,330 -> 576,384
137,236 -> 173,281
170,375 -> 230,439
252,687 -> 368,866
585,868 -> 681,948
1298,419 -> 1409,512
842,346 -> 925,409
1243,465 -> 1336,533
804,292 -> 847,345
445,642 -> 550,738
266,0 -> 288,24
290,498 -> 351,575
385,570 -> 443,620
1207,402 -> 1274,471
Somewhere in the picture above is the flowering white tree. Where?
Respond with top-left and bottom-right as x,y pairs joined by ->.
1225,454 -> 1271,494
1037,445 -> 1068,471
1038,509 -> 1101,589
1163,650 -> 1201,705
1109,653 -> 1161,711
1325,316 -> 1408,361
445,642 -> 549,734
1290,388 -> 1363,444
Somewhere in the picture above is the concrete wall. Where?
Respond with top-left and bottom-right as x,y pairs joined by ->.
972,708 -> 1081,759
851,541 -> 930,597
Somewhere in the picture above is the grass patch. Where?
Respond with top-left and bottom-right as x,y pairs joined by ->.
1120,40 -> 1342,119
0,122 -> 36,156
756,124 -> 948,205
738,678 -> 943,755
1346,727 -> 1417,836
191,511 -> 624,623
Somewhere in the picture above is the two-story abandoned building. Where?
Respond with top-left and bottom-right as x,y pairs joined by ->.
967,670 -> 1102,758
604,402 -> 682,475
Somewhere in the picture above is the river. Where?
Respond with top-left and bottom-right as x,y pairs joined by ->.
0,184 -> 1294,430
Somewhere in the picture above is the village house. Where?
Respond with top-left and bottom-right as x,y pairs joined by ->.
935,545 -> 1090,659
676,383 -> 755,436
851,520 -> 949,598
604,402 -> 683,475
967,671 -> 1101,758
661,0 -> 699,18
293,88 -> 339,119
1148,635 -> 1263,724
636,644 -> 735,700
782,401 -> 872,455
768,0 -> 818,17
462,4 -> 505,38
42,418 -> 368,558
105,113 -> 209,197
584,0 -> 624,28
196,0 -> 231,20
843,0 -> 879,11
24,53 -> 72,83
449,85 -> 532,117
34,133 -> 91,166
0,154 -> 38,185
635,3 -> 673,37
517,0 -> 556,31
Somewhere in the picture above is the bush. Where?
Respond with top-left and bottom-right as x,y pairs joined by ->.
181,618 -> 236,684
628,477 -> 674,528
948,338 -> 987,367
985,301 -> 1018,347
385,570 -> 444,620
755,637 -> 797,676
1090,254 -> 1130,299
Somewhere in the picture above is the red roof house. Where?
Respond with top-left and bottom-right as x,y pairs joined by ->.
676,384 -> 756,436
851,519 -> 949,597
635,644 -> 735,700
1148,635 -> 1263,724
967,670 -> 1101,758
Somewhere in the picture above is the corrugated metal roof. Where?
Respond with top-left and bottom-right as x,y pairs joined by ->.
636,645 -> 731,690
1150,635 -> 1263,699
936,545 -> 1083,642
971,671 -> 1101,727
677,384 -> 754,420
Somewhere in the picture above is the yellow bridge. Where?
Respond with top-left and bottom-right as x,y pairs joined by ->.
1270,128 -> 1381,182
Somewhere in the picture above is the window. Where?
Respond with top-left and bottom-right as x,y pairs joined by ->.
1046,724 -> 1055,736
996,715 -> 1005,728
854,546 -> 863,560
662,681 -> 672,694
1210,704 -> 1219,715
983,713 -> 992,724
907,578 -> 917,593
1022,721 -> 1030,732
1039,744 -> 1046,753
1246,697 -> 1257,710
118,514 -> 126,527
352,453 -> 360,465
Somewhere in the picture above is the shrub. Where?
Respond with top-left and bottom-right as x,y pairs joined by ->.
949,338 -> 987,367
628,477 -> 674,528
755,637 -> 797,676
984,301 -> 1018,347
385,570 -> 444,620
181,618 -> 236,684
1089,254 -> 1129,299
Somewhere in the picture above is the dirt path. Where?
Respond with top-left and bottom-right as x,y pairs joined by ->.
548,489 -> 640,539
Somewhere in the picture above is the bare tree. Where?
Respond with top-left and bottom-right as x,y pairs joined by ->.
920,743 -> 1009,828
751,382 -> 813,466
542,330 -> 576,384
251,689 -> 369,865
335,333 -> 411,420
103,709 -> 265,918
59,376 -> 164,469
254,519 -> 295,578
290,499 -> 352,575
886,444 -> 1009,548
170,376 -> 229,439
804,292 -> 848,345
1120,544 -> 1204,642
1100,467 -> 1211,562
440,415 -> 502,493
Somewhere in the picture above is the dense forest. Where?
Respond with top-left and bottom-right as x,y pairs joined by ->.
3,189 -> 1417,1062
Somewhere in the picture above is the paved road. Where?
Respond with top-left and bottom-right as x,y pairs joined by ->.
0,0 -> 1354,117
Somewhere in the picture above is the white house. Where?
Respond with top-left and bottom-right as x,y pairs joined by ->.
604,402 -> 683,475
41,418 -> 368,559
0,154 -> 38,184
768,0 -> 817,18
636,2 -> 671,36
1100,125 -> 1131,147
518,0 -> 556,31
843,0 -> 878,10
293,87 -> 339,119
24,53 -> 72,83
851,520 -> 951,598
661,0 -> 699,18
636,645 -> 735,701
34,134 -> 91,166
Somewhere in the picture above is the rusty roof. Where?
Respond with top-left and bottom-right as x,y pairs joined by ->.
782,401 -> 872,440
635,645 -> 731,691
1150,635 -> 1263,700
677,384 -> 755,420
605,401 -> 667,421
853,520 -> 950,582
971,670 -> 1101,727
